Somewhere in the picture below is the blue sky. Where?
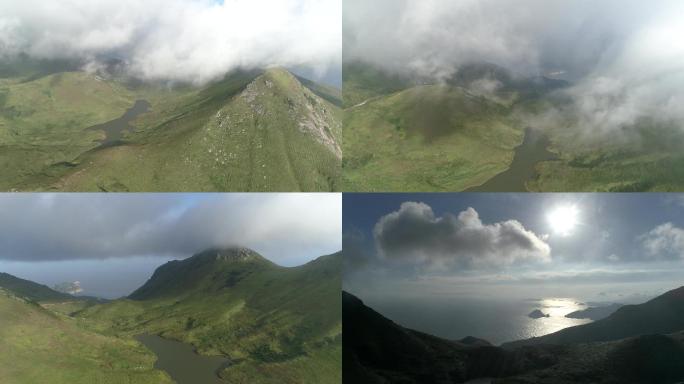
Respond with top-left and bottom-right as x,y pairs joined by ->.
344,193 -> 684,303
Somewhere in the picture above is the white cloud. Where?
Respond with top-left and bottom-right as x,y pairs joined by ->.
0,0 -> 341,85
344,0 -> 684,135
373,202 -> 551,270
640,223 -> 684,260
0,193 -> 341,266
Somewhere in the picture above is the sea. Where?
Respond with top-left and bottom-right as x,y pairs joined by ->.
363,295 -> 594,345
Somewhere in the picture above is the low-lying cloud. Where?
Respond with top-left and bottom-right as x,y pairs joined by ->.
344,0 -> 684,135
0,193 -> 341,266
0,0 -> 341,85
373,202 -> 551,270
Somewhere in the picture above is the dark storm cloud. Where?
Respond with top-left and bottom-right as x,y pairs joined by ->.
373,202 -> 551,270
0,194 -> 341,265
344,0 -> 684,134
0,0 -> 340,85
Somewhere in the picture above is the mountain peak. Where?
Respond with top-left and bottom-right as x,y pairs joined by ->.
128,247 -> 274,300
234,68 -> 342,158
192,246 -> 267,264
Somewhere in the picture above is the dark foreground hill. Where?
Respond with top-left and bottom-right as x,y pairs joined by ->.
343,290 -> 684,384
81,247 -> 342,384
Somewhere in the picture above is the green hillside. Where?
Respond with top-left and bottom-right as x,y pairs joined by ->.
528,117 -> 684,192
343,82 -> 522,191
0,288 -> 171,384
0,272 -> 74,302
343,61 -> 684,192
78,248 -> 342,384
0,67 -> 341,192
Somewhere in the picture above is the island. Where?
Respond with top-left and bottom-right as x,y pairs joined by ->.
528,309 -> 550,319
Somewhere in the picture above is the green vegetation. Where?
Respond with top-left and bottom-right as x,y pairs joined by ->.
78,248 -> 342,384
0,66 -> 341,192
0,272 -> 74,302
0,288 -> 172,384
343,82 -> 522,191
0,248 -> 342,383
529,121 -> 684,191
344,61 -> 684,192
342,61 -> 412,108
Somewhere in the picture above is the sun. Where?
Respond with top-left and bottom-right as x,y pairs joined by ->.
547,204 -> 579,236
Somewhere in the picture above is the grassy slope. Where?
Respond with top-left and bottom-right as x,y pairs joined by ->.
78,249 -> 342,384
342,62 -> 412,108
344,61 -> 684,192
343,84 -> 522,191
0,289 -> 171,384
0,72 -> 136,190
1,68 -> 341,192
528,115 -> 684,191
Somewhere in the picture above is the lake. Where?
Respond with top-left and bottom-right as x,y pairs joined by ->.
86,99 -> 150,147
466,128 -> 557,192
135,334 -> 229,384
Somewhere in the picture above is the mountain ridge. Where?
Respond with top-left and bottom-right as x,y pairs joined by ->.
1,65 -> 341,192
0,271 -> 74,302
344,289 -> 684,383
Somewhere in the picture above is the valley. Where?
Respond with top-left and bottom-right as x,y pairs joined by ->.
0,63 -> 342,192
0,247 -> 342,384
342,61 -> 684,192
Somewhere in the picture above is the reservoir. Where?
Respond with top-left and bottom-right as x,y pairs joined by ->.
86,99 -> 150,147
135,334 -> 229,384
466,128 -> 557,192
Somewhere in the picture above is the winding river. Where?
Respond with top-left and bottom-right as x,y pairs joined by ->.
135,334 -> 229,384
86,99 -> 150,147
466,128 -> 557,192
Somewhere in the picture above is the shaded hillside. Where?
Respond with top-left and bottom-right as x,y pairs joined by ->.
0,288 -> 171,384
342,61 -> 414,108
343,60 -> 684,192
80,248 -> 342,384
344,290 -> 684,384
504,286 -> 684,348
0,272 -> 73,302
1,67 -> 341,192
343,291 -> 560,383
343,82 -> 522,192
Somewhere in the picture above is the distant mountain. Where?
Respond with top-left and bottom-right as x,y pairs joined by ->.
504,286 -> 684,348
448,62 -> 570,97
565,303 -> 623,321
342,61 -> 414,107
1,66 -> 341,192
344,290 -> 684,384
0,272 -> 73,302
82,247 -> 342,384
